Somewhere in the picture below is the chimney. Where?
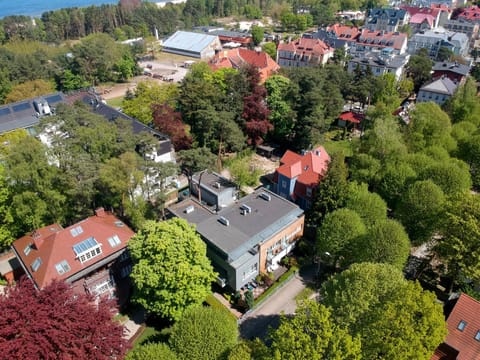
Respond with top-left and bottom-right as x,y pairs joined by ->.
31,230 -> 44,249
95,207 -> 106,217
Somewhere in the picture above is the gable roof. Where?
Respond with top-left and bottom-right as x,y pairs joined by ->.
208,48 -> 280,82
277,38 -> 334,57
339,111 -> 365,123
12,209 -> 135,290
162,31 -> 219,54
432,61 -> 470,76
443,293 -> 480,359
357,29 -> 407,50
420,77 -> 458,95
410,13 -> 436,27
328,24 -> 361,41
457,6 -> 480,22
401,5 -> 441,18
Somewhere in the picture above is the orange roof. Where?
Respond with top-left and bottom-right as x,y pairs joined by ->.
209,48 -> 280,82
12,209 -> 135,290
401,5 -> 441,18
357,29 -> 407,50
328,24 -> 361,41
339,111 -> 364,124
277,38 -> 334,57
443,293 -> 480,359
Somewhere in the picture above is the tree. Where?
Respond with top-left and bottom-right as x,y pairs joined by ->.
444,78 -> 480,125
406,49 -> 433,91
377,160 -> 417,207
437,46 -> 453,61
0,164 -> 13,250
0,278 -> 129,359
322,263 -> 447,360
244,290 -> 254,309
262,42 -> 277,61
227,340 -> 270,360
436,194 -> 480,284
250,25 -> 264,45
269,301 -> 362,360
396,180 -> 446,245
308,152 -> 349,226
418,160 -> 472,197
265,75 -> 295,143
125,343 -> 176,360
458,134 -> 480,187
169,306 -> 238,360
348,153 -> 382,187
178,147 -> 217,201
5,79 -> 55,103
361,115 -> 407,161
152,103 -> 192,150
345,182 -> 387,226
316,208 -> 366,266
352,219 -> 410,269
129,219 -> 216,320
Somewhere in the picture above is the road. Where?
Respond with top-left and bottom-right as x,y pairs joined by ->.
239,266 -> 316,340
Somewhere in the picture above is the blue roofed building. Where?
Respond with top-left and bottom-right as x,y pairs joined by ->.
162,31 -> 222,59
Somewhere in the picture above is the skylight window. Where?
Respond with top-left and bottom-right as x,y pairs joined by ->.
73,237 -> 102,263
31,257 -> 42,272
108,235 -> 121,248
70,225 -> 84,237
475,331 -> 480,341
458,320 -> 467,331
55,260 -> 71,275
23,245 -> 31,256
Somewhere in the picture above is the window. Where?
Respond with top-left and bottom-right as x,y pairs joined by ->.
73,237 -> 102,263
70,225 -> 84,237
108,235 -> 121,248
242,263 -> 258,280
23,245 -> 31,256
31,257 -> 42,272
458,320 -> 467,331
55,260 -> 71,275
306,187 -> 312,197
282,180 -> 287,188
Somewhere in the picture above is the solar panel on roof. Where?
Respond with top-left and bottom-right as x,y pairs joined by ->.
45,94 -> 62,103
73,237 -> 99,256
0,108 -> 11,116
12,102 -> 31,113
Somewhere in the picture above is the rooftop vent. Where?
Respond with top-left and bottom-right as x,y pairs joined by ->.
240,204 -> 252,215
184,205 -> 195,214
114,221 -> 124,227
218,216 -> 230,226
259,192 -> 272,201
213,182 -> 221,189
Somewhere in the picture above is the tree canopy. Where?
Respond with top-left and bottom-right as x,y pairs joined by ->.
129,218 -> 216,320
0,278 -> 128,359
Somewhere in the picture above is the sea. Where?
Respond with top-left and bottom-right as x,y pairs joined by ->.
0,0 -> 160,19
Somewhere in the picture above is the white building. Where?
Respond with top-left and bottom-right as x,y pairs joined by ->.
162,31 -> 221,59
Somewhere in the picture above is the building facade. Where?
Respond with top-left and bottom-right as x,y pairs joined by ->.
277,38 -> 334,68
417,76 -> 458,105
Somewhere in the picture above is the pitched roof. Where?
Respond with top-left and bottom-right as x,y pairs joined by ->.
12,209 -> 135,290
277,38 -> 334,57
410,13 -> 436,27
401,5 -> 441,18
432,61 -> 470,76
208,48 -> 280,82
328,24 -> 361,41
162,31 -> 219,54
457,6 -> 480,22
357,29 -> 407,50
338,111 -> 365,123
443,293 -> 480,359
420,77 -> 458,95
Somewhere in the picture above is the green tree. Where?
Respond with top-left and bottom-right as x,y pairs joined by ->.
406,49 -> 434,91
265,75 -> 295,143
352,219 -> 410,269
437,46 -> 453,61
322,263 -> 447,360
5,79 -> 55,103
0,164 -> 14,250
418,160 -> 472,197
396,180 -> 446,245
444,78 -> 480,125
349,153 -> 382,187
227,340 -> 270,360
361,115 -> 407,161
251,25 -> 264,45
169,306 -> 238,360
262,42 -> 277,61
436,194 -> 480,284
377,160 -> 417,207
126,343 -> 176,360
316,208 -> 366,266
269,301 -> 362,360
129,219 -> 216,320
345,182 -> 387,226
458,134 -> 480,187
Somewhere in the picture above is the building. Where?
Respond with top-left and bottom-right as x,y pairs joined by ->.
277,38 -> 334,68
457,6 -> 480,25
168,188 -> 304,290
307,24 -> 361,49
11,208 -> 135,301
272,146 -> 330,210
401,5 -> 445,30
432,61 -> 470,83
190,172 -> 238,211
209,48 -> 280,83
162,31 -> 221,59
209,30 -> 253,47
0,93 -> 66,135
431,293 -> 480,360
365,8 -> 409,32
407,28 -> 469,58
444,19 -> 479,44
337,111 -> 365,129
351,29 -> 408,55
417,76 -> 458,105
347,49 -> 410,80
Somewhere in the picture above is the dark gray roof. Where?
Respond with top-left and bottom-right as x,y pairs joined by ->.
192,172 -> 237,195
367,8 -> 407,25
169,188 -> 304,261
0,93 -> 65,134
209,30 -> 252,39
419,77 -> 458,95
432,62 -> 470,76
305,29 -> 351,49
349,52 -> 409,69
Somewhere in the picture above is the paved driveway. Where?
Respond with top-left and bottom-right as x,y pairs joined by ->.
239,266 -> 316,340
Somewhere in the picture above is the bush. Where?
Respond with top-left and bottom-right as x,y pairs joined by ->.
244,290 -> 254,309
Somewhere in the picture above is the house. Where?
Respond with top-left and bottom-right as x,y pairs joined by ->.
307,24 -> 361,49
0,92 -> 65,135
457,6 -> 480,25
272,146 -> 330,210
168,188 -> 304,290
444,19 -> 479,44
209,48 -> 280,83
337,111 -> 365,129
407,28 -> 469,58
347,49 -> 410,81
11,208 -> 135,302
190,171 -> 238,211
277,38 -> 334,68
365,8 -> 409,32
162,31 -> 221,59
209,30 -> 253,47
431,293 -> 480,360
432,61 -> 470,83
401,6 -> 444,30
417,76 -> 458,105
352,29 -> 408,55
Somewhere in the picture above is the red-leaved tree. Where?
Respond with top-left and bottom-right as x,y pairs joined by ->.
152,103 -> 192,151
241,66 -> 272,146
0,277 -> 129,359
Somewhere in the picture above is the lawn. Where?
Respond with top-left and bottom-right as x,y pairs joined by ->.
323,139 -> 355,157
106,96 -> 124,109
130,326 -> 162,349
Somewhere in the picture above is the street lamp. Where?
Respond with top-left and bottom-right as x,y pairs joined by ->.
316,251 -> 331,278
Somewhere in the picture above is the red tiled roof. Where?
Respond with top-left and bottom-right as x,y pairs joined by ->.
456,6 -> 480,21
443,293 -> 480,360
431,343 -> 459,360
328,24 -> 361,41
277,38 -> 334,57
401,5 -> 441,18
410,13 -> 436,27
357,29 -> 407,50
209,48 -> 280,82
275,146 -> 330,198
12,209 -> 135,290
339,111 -> 364,123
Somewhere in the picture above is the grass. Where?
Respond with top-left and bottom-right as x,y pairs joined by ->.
131,326 -> 161,347
294,286 -> 315,301
106,96 -> 124,109
205,294 -> 238,322
323,140 -> 354,157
